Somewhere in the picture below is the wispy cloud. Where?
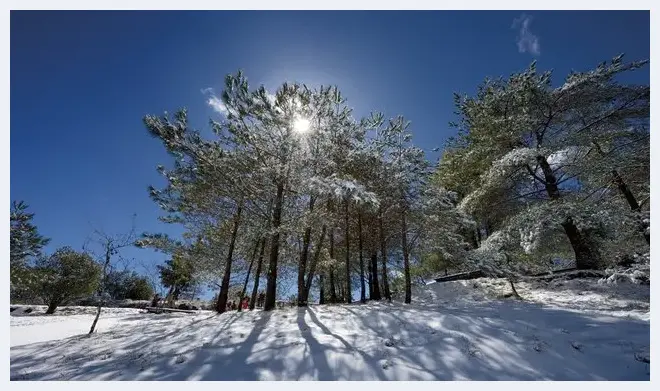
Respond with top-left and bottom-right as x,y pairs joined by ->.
201,87 -> 229,116
201,86 -> 279,117
512,14 -> 540,56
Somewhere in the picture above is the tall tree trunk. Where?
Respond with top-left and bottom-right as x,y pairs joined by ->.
265,183 -> 285,311
164,285 -> 175,307
89,247 -> 112,334
344,198 -> 352,304
303,225 -> 327,306
611,169 -> 649,244
401,209 -> 412,304
367,259 -> 374,300
370,222 -> 381,300
561,217 -> 601,269
612,169 -> 641,211
537,155 -> 601,269
358,212 -> 366,303
238,239 -> 260,312
297,196 -> 316,306
470,230 -> 479,249
329,228 -> 337,303
319,274 -> 326,305
378,213 -> 391,301
329,270 -> 337,303
249,238 -> 267,310
46,300 -> 59,315
216,202 -> 243,313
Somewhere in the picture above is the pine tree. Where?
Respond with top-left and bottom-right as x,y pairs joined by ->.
439,55 -> 649,270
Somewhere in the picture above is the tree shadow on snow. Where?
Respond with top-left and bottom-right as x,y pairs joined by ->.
343,300 -> 649,381
10,300 -> 650,381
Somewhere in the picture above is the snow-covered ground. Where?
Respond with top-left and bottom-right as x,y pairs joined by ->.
10,278 -> 650,381
10,306 -> 146,347
416,276 -> 650,321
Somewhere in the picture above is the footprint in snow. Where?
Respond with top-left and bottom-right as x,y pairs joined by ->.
533,342 -> 547,352
98,351 -> 112,360
570,341 -> 583,352
175,355 -> 186,364
634,352 -> 650,364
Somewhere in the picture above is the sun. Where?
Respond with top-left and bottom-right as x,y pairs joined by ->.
293,117 -> 310,134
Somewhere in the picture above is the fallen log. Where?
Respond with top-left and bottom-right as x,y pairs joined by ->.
145,307 -> 196,314
527,267 -> 577,277
525,269 -> 606,282
433,270 -> 484,283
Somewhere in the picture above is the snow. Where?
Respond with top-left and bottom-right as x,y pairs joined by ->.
418,277 -> 649,321
10,306 -> 151,347
10,280 -> 650,381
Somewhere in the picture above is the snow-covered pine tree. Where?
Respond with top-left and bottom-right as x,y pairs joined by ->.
10,201 -> 51,301
439,55 -> 649,270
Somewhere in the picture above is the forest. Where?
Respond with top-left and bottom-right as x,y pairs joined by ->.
10,54 -> 650,318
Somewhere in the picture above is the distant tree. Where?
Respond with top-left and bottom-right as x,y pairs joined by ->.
125,276 -> 154,300
10,201 -> 50,264
104,270 -> 132,300
105,270 -> 154,300
32,247 -> 100,314
158,253 -> 195,306
10,201 -> 50,301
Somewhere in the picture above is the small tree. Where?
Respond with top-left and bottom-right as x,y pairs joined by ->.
10,201 -> 50,301
158,253 -> 194,306
84,219 -> 138,334
33,247 -> 100,314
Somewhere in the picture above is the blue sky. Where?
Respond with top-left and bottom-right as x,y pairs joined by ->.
10,11 -> 650,295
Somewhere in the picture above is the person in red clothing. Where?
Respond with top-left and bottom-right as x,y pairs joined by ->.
242,297 -> 249,309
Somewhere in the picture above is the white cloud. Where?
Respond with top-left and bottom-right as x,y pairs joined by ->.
201,86 -> 278,117
207,95 -> 229,116
201,87 -> 229,116
512,14 -> 540,56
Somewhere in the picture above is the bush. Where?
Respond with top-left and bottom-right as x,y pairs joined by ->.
32,247 -> 101,314
105,270 -> 155,301
125,277 -> 154,300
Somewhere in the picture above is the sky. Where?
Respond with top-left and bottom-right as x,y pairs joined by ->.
10,11 -> 650,297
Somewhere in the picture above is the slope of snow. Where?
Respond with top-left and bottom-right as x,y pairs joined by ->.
10,306 -> 154,347
418,276 -> 650,321
10,293 -> 650,380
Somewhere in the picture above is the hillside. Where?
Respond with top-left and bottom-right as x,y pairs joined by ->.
10,277 -> 650,381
